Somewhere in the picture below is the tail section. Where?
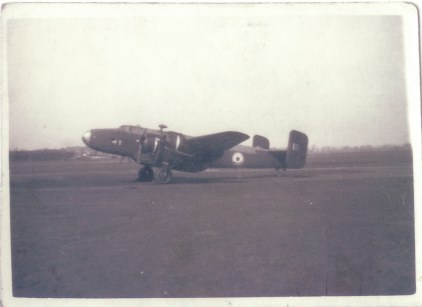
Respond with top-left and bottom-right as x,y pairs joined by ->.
285,130 -> 308,169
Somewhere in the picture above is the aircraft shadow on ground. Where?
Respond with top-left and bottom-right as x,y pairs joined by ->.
131,172 -> 313,185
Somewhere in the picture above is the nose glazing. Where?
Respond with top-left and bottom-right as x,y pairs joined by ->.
82,130 -> 92,145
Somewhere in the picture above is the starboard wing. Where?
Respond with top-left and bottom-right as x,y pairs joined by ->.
180,131 -> 249,159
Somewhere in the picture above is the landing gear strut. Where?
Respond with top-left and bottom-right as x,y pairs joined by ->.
155,165 -> 173,184
138,165 -> 154,182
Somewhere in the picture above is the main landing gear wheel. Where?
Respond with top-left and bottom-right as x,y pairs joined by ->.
155,167 -> 173,184
138,166 -> 154,182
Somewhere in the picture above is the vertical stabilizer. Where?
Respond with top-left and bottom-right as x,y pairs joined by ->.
286,130 -> 308,169
253,135 -> 270,149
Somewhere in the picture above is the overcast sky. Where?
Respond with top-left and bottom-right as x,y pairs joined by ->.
5,4 -> 416,150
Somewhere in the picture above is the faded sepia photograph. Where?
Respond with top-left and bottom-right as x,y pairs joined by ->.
2,2 -> 420,307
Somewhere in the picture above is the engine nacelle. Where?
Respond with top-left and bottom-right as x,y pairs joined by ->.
141,132 -> 185,155
141,135 -> 159,154
165,132 -> 185,151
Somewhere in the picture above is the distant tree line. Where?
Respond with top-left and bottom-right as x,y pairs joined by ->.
10,149 -> 75,161
309,143 -> 412,153
9,143 -> 413,162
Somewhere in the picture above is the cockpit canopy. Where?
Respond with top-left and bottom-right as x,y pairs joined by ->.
119,125 -> 144,134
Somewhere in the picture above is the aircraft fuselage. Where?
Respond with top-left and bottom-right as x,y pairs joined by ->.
82,125 -> 308,183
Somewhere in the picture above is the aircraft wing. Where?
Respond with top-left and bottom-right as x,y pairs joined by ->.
181,131 -> 249,158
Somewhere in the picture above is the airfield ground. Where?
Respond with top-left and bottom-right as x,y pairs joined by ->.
9,151 -> 415,297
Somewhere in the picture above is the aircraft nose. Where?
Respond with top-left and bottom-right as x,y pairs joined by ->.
82,130 -> 92,145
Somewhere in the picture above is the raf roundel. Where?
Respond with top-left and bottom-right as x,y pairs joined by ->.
232,152 -> 245,166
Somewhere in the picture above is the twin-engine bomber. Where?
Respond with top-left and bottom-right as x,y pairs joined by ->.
82,124 -> 308,184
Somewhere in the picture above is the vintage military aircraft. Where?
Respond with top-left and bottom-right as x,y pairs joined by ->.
82,124 -> 308,184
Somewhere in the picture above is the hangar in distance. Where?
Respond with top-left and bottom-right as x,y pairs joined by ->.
82,124 -> 308,184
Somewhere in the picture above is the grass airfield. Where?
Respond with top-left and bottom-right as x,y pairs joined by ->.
9,150 -> 415,297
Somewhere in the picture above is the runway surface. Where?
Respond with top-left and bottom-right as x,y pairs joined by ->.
9,158 -> 415,297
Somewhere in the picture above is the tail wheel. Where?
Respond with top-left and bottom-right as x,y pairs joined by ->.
155,167 -> 173,184
138,166 -> 154,182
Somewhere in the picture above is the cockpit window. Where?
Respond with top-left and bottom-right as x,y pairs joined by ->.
119,125 -> 144,134
119,125 -> 131,131
132,126 -> 144,134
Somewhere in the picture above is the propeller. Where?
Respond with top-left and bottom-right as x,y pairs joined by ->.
153,124 -> 168,164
